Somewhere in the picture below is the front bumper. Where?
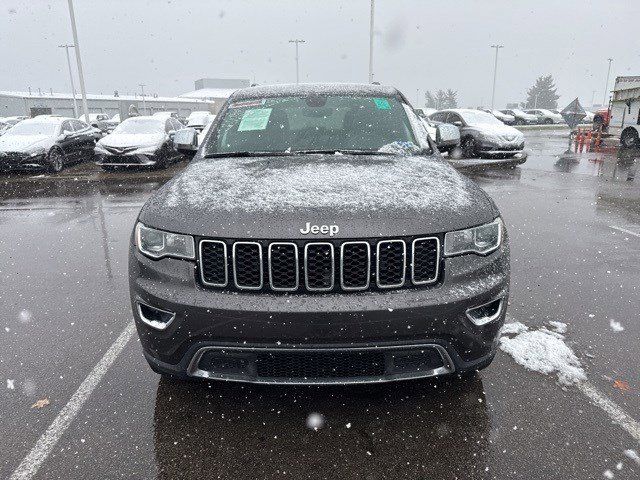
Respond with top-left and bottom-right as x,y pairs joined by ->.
129,238 -> 510,384
0,152 -> 47,171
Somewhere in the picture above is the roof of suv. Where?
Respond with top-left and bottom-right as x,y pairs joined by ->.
230,82 -> 401,100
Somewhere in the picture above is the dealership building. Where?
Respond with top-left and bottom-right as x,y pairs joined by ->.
0,78 -> 250,119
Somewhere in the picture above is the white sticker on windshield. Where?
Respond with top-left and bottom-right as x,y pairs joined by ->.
238,108 -> 272,131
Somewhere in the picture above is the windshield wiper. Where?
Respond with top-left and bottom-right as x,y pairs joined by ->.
289,149 -> 394,156
203,151 -> 293,158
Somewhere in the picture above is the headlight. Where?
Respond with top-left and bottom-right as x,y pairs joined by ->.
135,222 -> 195,260
444,218 -> 503,256
28,147 -> 46,157
133,144 -> 162,154
94,143 -> 109,154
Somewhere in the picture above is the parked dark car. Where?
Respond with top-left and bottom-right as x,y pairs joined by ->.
94,116 -> 184,170
430,109 -> 525,159
129,83 -> 510,385
0,116 -> 95,172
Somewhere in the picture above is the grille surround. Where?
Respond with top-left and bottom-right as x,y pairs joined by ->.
198,235 -> 442,294
232,241 -> 263,290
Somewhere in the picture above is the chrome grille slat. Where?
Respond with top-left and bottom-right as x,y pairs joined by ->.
411,237 -> 440,285
340,241 -> 371,291
304,242 -> 335,292
268,242 -> 299,291
232,241 -> 263,290
376,240 -> 406,288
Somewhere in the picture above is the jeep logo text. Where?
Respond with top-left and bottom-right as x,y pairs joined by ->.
300,222 -> 339,237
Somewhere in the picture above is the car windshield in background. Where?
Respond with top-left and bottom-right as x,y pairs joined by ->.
206,95 -> 417,155
112,118 -> 164,134
460,110 -> 503,126
5,121 -> 58,136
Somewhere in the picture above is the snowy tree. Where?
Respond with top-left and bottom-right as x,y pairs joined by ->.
424,91 -> 437,108
525,75 -> 560,109
444,89 -> 458,108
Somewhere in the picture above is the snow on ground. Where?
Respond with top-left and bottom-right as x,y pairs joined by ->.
548,321 -> 567,334
625,449 -> 640,465
499,321 -> 586,386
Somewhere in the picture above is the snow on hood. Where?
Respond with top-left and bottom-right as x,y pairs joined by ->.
467,123 -> 522,138
140,154 -> 498,238
164,155 -> 473,213
99,133 -> 164,148
0,134 -> 53,152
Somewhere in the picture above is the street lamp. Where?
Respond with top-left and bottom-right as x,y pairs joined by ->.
603,58 -> 613,106
66,0 -> 89,120
58,44 -> 79,117
368,0 -> 375,83
490,44 -> 504,110
139,84 -> 147,114
288,39 -> 305,84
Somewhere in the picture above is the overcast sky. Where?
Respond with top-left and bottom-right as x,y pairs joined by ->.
1,0 -> 638,109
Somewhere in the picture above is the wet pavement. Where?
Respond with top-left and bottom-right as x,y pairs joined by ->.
1,131 -> 639,479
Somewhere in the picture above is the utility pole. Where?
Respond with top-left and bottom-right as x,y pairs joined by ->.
368,0 -> 375,83
416,88 -> 420,106
66,0 -> 89,120
139,84 -> 147,114
603,58 -> 613,106
58,44 -> 78,117
288,39 -> 305,84
590,90 -> 596,108
490,44 -> 504,110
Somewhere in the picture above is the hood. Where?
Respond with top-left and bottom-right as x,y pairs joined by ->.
99,133 -> 164,148
0,134 -> 53,152
139,154 -> 499,239
468,123 -> 523,140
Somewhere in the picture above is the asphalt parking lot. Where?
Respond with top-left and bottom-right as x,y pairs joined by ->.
1,130 -> 639,479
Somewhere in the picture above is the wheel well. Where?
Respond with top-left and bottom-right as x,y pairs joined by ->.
622,126 -> 640,138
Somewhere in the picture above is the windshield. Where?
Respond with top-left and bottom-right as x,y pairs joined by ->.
459,110 -> 503,126
111,118 -> 164,134
206,95 -> 417,155
511,109 -> 527,115
6,121 -> 58,136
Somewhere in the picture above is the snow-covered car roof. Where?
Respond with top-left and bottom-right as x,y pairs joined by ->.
230,83 -> 401,100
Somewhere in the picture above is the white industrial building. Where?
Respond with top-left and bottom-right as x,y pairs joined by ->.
0,78 -> 250,119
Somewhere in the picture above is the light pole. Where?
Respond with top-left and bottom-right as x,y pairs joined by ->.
288,39 -> 306,84
490,44 -> 503,110
416,88 -> 420,106
603,58 -> 613,106
58,44 -> 78,117
139,84 -> 147,114
66,0 -> 89,120
368,0 -> 375,83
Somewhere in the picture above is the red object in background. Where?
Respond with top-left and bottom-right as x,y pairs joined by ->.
593,107 -> 611,130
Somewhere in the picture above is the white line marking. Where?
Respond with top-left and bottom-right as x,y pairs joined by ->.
609,225 -> 640,238
578,381 -> 640,443
9,321 -> 136,480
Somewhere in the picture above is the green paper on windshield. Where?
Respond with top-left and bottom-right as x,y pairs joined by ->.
373,98 -> 391,110
238,108 -> 273,131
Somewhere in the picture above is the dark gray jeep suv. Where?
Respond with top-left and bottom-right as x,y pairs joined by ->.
129,83 -> 509,384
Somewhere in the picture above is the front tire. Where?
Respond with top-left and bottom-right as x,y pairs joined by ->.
47,148 -> 65,173
621,129 -> 640,149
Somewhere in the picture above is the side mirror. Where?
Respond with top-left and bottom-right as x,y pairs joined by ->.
452,121 -> 463,127
436,123 -> 461,144
173,128 -> 198,157
167,130 -> 176,140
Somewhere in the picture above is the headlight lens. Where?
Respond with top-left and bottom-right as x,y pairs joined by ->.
444,218 -> 503,256
135,222 -> 195,260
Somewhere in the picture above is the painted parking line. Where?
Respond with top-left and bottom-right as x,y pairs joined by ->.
9,322 -> 136,480
578,382 -> 640,443
610,225 -> 640,238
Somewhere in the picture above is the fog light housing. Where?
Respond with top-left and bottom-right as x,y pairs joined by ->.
136,302 -> 176,330
466,297 -> 504,326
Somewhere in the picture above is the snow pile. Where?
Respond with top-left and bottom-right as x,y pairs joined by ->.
625,450 -> 640,465
548,321 -> 567,334
164,156 -> 474,213
499,321 -> 586,386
